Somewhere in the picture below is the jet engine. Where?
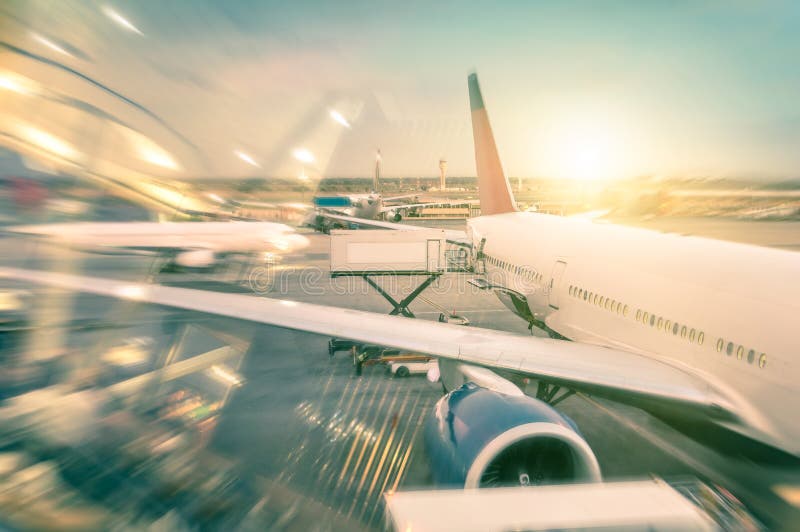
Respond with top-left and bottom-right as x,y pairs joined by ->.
424,383 -> 601,488
174,249 -> 216,268
386,210 -> 402,222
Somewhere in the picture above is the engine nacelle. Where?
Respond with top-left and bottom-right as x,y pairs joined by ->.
386,210 -> 402,222
174,249 -> 216,268
424,383 -> 601,488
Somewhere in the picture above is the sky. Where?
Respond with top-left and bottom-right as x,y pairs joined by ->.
1,1 -> 800,180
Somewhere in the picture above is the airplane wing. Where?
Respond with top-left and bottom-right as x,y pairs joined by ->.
320,213 -> 470,246
381,193 -> 421,202
0,267 -> 745,426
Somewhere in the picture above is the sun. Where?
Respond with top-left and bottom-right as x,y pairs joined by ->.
542,118 -> 628,181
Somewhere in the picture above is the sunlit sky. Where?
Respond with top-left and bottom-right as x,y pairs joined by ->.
2,1 -> 800,180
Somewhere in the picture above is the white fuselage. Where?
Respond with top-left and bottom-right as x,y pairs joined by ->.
12,221 -> 309,255
468,212 -> 800,455
343,194 -> 383,219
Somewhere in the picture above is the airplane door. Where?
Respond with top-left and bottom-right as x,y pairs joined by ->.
548,260 -> 567,309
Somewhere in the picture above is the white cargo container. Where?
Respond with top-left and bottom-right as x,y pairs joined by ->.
329,229 -> 446,276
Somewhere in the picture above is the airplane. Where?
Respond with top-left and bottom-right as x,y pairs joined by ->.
6,221 -> 309,268
309,150 -> 474,230
310,192 -> 445,224
2,73 -> 799,496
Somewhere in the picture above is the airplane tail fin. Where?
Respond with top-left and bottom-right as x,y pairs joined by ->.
468,73 -> 517,215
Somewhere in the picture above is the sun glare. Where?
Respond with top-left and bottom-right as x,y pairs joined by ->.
542,118 -> 628,181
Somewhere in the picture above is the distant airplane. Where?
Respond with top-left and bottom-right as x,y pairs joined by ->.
4,73 -> 799,499
311,191 -> 440,222
310,151 -> 471,230
7,221 -> 309,268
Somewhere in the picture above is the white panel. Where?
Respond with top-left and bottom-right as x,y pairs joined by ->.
426,239 -> 441,271
346,242 -> 426,264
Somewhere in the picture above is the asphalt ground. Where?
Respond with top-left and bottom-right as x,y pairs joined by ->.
1,216 -> 800,529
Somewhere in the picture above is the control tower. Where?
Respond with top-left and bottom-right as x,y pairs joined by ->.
373,149 -> 381,192
438,158 -> 447,190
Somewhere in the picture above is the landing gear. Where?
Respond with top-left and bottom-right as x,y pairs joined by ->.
535,382 -> 575,407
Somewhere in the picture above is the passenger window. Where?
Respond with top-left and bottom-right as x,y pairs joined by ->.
583,291 -> 588,301
636,309 -> 642,322
689,329 -> 696,342
736,345 -> 744,360
623,305 -> 628,317
665,320 -> 671,333
747,349 -> 755,364
698,331 -> 704,345
649,314 -> 655,327
681,325 -> 687,338
657,317 -> 663,330
643,312 -> 650,324
716,338 -> 723,352
726,342 -> 734,356
673,323 -> 679,335
593,294 -> 599,305
759,353 -> 767,369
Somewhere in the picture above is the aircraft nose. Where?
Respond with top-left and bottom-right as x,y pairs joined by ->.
267,233 -> 309,252
288,233 -> 310,251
